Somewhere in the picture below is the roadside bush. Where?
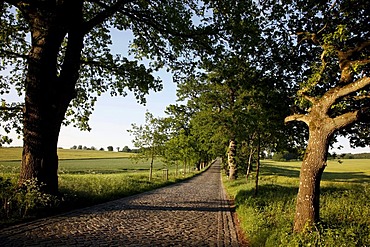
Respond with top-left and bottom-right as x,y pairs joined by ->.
0,177 -> 58,224
0,177 -> 15,218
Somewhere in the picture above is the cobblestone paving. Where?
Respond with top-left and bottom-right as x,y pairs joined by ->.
0,159 -> 239,247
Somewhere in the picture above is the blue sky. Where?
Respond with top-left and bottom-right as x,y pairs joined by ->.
58,69 -> 177,150
1,29 -> 369,153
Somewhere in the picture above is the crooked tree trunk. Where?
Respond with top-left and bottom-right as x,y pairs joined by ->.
287,41 -> 370,232
228,139 -> 237,180
293,127 -> 332,232
18,3 -> 84,195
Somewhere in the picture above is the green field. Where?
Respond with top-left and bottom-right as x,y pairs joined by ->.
0,147 -> 172,174
0,147 -> 134,161
262,159 -> 370,183
223,159 -> 370,246
0,147 -> 200,228
1,157 -> 169,174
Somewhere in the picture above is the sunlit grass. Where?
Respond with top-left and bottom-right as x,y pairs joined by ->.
0,148 -> 203,228
58,168 -> 196,210
223,159 -> 370,246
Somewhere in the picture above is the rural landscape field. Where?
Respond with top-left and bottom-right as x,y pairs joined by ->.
0,147 -> 201,228
1,0 -> 369,245
223,158 -> 370,246
1,146 -> 369,245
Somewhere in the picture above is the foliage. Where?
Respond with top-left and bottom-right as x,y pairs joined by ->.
276,0 -> 370,146
128,112 -> 167,160
162,104 -> 207,168
339,153 -> 370,159
128,112 -> 170,180
121,145 -> 131,152
0,177 -> 58,223
272,151 -> 301,162
0,1 -> 217,139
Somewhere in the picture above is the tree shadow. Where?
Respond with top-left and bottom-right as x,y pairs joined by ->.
234,184 -> 298,207
233,184 -> 358,209
321,171 -> 370,183
261,163 -> 370,183
261,164 -> 300,178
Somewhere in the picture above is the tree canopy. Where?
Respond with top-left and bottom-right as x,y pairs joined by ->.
0,0 -> 218,194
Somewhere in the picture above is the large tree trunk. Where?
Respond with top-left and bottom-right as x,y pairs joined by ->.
20,106 -> 63,194
293,127 -> 332,232
228,139 -> 237,180
18,3 -> 84,195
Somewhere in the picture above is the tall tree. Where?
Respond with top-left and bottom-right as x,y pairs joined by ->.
128,111 -> 167,181
267,0 -> 370,232
163,104 -> 209,173
0,1 -> 215,194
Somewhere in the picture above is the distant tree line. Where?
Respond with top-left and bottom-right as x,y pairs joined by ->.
272,151 -> 370,161
70,145 -> 139,153
330,153 -> 370,160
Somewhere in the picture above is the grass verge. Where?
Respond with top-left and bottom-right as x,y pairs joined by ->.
222,159 -> 370,246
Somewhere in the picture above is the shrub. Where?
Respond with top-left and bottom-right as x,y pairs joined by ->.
0,177 -> 58,224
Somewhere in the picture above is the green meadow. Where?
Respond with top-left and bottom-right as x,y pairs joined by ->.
223,159 -> 370,246
0,147 -> 201,227
0,147 -> 133,161
0,147 -> 174,174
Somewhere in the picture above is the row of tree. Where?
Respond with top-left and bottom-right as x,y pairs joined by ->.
69,145 -> 138,152
126,0 -> 370,233
1,0 -> 369,233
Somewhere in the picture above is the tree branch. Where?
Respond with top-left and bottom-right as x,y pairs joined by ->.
82,0 -> 136,34
335,76 -> 370,100
303,94 -> 316,104
0,49 -> 28,60
121,8 -> 218,39
339,57 -> 370,83
0,106 -> 23,111
338,39 -> 370,61
296,31 -> 320,45
322,76 -> 370,108
352,94 -> 370,101
285,114 -> 310,126
331,110 -> 359,131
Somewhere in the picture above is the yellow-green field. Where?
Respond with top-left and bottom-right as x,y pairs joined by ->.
0,147 -> 134,161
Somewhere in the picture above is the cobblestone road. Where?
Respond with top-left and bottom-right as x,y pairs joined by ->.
0,159 -> 239,247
